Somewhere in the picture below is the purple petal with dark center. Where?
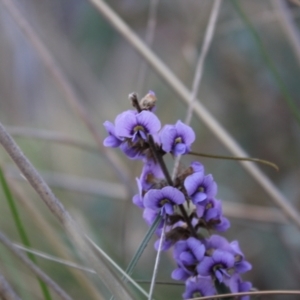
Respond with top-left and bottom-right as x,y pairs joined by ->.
183,276 -> 216,299
184,172 -> 204,196
136,110 -> 161,135
175,120 -> 196,145
187,237 -> 205,261
143,189 -> 163,211
212,249 -> 235,268
115,111 -> 137,138
197,257 -> 214,276
160,125 -> 177,153
161,186 -> 185,205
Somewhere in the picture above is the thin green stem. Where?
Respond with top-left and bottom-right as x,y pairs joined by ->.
189,151 -> 279,171
232,0 -> 300,126
0,166 -> 52,300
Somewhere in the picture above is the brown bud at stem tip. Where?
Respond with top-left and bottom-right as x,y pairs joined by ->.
129,92 -> 141,112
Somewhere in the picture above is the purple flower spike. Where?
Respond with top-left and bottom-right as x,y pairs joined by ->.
103,121 -> 123,147
184,173 -> 217,205
144,186 -> 185,215
115,110 -> 161,142
160,120 -> 195,156
197,249 -> 235,283
183,276 -> 216,299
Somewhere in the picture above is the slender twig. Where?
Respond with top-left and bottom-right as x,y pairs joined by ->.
0,120 -> 133,299
7,127 -> 99,155
0,272 -> 21,300
87,0 -> 300,230
6,167 -> 128,200
14,244 -> 96,274
172,0 -> 221,180
0,231 -> 72,300
0,0 -> 134,195
148,220 -> 166,300
136,0 -> 160,93
191,289 -> 300,300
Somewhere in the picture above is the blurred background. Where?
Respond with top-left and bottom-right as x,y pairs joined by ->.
0,0 -> 300,299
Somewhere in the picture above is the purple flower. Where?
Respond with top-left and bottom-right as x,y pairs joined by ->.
184,172 -> 218,209
197,249 -> 235,283
183,276 -> 216,299
159,120 -> 195,156
171,238 -> 205,281
173,237 -> 205,265
140,161 -> 164,191
103,121 -> 123,147
202,198 -> 230,231
144,186 -> 185,215
205,236 -> 251,275
115,110 -> 161,142
227,274 -> 252,300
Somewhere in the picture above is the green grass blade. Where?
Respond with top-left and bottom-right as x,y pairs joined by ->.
125,214 -> 162,278
0,166 -> 52,300
232,0 -> 300,126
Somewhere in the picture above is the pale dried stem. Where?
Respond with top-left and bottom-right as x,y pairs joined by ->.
148,220 -> 166,300
0,272 -> 21,300
8,182 -> 103,300
1,0 -> 134,195
7,127 -> 99,155
172,0 -> 221,180
0,119 -> 133,299
192,289 -> 300,300
0,231 -> 72,300
87,0 -> 300,230
136,0 -> 160,93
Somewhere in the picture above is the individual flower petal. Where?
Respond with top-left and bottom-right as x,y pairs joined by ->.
183,276 -> 216,299
144,186 -> 185,215
190,161 -> 205,174
184,172 -> 205,197
103,121 -> 122,147
171,267 -> 191,281
186,237 -> 205,261
115,110 -> 160,141
175,120 -> 195,146
132,178 -> 144,208
159,125 -> 177,153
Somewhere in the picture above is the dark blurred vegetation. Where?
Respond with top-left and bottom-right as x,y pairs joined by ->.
0,0 -> 300,299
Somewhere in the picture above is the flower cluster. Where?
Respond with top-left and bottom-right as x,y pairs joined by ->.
103,91 -> 252,299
